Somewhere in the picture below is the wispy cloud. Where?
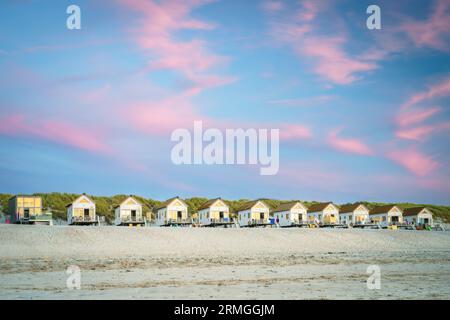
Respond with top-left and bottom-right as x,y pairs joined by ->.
261,1 -> 284,13
268,95 -> 336,107
401,75 -> 450,110
400,0 -> 450,52
396,75 -> 450,142
117,0 -> 235,95
328,129 -> 373,156
265,0 -> 379,85
0,114 -> 111,154
387,148 -> 438,177
279,125 -> 312,141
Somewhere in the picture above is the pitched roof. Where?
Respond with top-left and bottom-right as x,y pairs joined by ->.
113,196 -> 142,209
197,198 -> 227,211
369,204 -> 402,215
66,194 -> 95,208
237,200 -> 268,212
272,201 -> 305,213
339,203 -> 368,213
308,202 -> 335,212
403,207 -> 429,217
154,196 -> 187,210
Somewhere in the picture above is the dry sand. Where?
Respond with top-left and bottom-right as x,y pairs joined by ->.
0,224 -> 449,299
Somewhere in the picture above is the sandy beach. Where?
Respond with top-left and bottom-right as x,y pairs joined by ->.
0,224 -> 449,299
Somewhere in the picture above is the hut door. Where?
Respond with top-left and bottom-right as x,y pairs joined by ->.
131,210 -> 136,221
84,208 -> 90,219
219,211 -> 224,219
260,212 -> 264,220
24,208 -> 30,219
177,211 -> 182,220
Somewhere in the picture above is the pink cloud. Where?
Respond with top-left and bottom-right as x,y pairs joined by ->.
387,148 -> 438,177
121,95 -> 208,135
395,76 -> 450,142
396,121 -> 450,141
395,126 -> 436,141
266,1 -> 379,85
0,114 -> 110,154
301,37 -> 377,85
262,1 -> 284,13
279,125 -> 312,140
328,129 -> 373,156
401,75 -> 450,110
396,106 -> 441,127
183,74 -> 238,96
400,0 -> 450,51
269,95 -> 336,107
117,0 -> 233,95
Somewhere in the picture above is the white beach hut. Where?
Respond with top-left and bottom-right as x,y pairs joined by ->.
67,194 -> 96,225
155,196 -> 190,226
272,201 -> 308,227
114,196 -> 144,226
369,205 -> 403,228
403,207 -> 433,227
237,200 -> 270,227
197,198 -> 232,227
339,203 -> 370,226
307,202 -> 339,226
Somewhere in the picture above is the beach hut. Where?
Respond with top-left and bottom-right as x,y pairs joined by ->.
155,196 -> 190,226
307,202 -> 339,226
197,198 -> 232,227
237,200 -> 270,227
369,205 -> 403,228
67,194 -> 97,225
114,196 -> 144,226
8,195 -> 52,225
339,203 -> 370,226
272,201 -> 308,227
403,207 -> 433,228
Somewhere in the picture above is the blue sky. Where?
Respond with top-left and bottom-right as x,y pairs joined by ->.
1,0 -> 450,204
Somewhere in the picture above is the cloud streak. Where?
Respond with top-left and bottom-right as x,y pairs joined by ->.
265,0 -> 379,85
0,114 -> 111,154
328,129 -> 373,156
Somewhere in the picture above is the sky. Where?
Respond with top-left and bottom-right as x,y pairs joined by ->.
0,0 -> 450,205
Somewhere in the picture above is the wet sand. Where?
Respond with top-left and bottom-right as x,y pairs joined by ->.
0,225 -> 449,299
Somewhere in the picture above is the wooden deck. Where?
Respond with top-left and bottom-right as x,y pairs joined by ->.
118,221 -> 145,227
280,222 -> 309,228
320,223 -> 346,228
70,221 -> 98,226
203,221 -> 236,228
352,223 -> 382,229
243,222 -> 274,228
160,219 -> 193,227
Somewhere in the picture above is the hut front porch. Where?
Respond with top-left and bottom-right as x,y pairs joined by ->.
70,216 -> 97,226
161,218 -> 192,227
202,218 -> 235,228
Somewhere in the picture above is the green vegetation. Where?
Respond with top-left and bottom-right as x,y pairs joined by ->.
1,193 -> 449,223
